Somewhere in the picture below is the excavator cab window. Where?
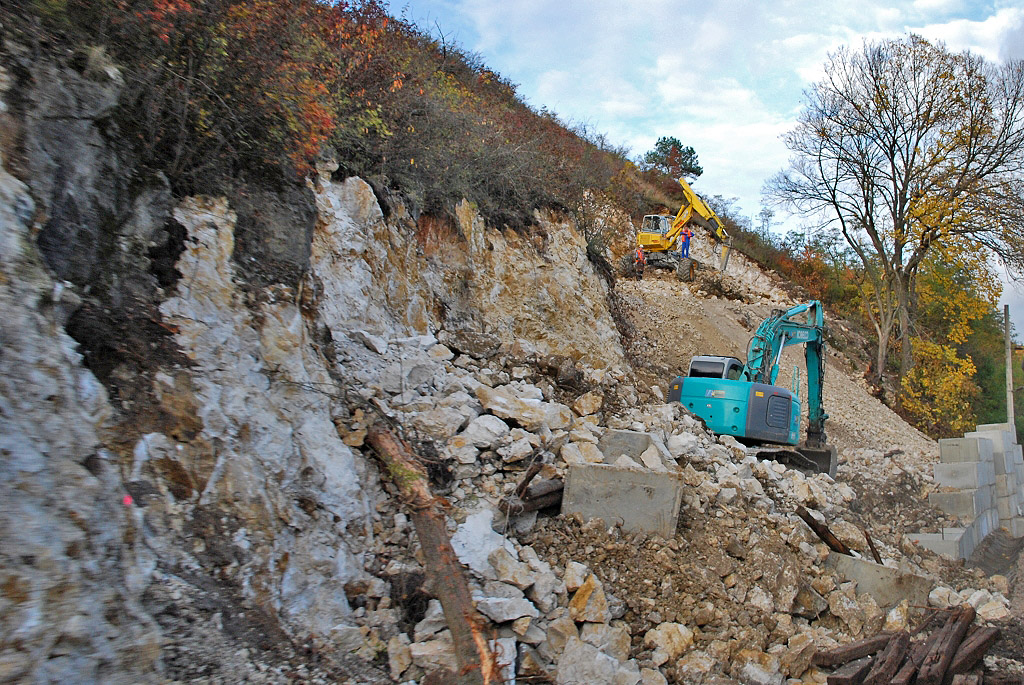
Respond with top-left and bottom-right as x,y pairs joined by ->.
688,357 -> 744,380
688,360 -> 726,378
641,215 -> 670,234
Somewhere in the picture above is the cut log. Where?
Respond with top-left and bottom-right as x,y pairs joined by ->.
367,425 -> 500,685
813,634 -> 893,668
498,488 -> 563,515
892,628 -> 944,685
514,461 -> 543,498
917,605 -> 976,685
523,478 -> 563,499
862,631 -> 909,684
949,626 -> 1000,675
826,656 -> 874,685
797,505 -> 853,555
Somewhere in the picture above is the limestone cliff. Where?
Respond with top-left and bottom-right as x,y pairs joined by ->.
0,45 -> 628,681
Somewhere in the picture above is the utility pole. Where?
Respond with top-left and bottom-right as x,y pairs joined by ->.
1006,305 -> 1016,442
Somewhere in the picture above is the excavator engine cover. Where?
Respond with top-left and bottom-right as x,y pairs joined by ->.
669,376 -> 800,445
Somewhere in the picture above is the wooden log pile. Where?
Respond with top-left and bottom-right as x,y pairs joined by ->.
814,605 -> 1017,685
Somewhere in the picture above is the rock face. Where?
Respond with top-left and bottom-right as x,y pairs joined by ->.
0,152 -> 161,680
311,175 -> 627,368
0,44 -> 628,680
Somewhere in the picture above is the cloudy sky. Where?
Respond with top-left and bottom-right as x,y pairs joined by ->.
389,0 -> 1024,331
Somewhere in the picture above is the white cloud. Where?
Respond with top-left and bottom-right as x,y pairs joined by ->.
910,7 -> 1024,61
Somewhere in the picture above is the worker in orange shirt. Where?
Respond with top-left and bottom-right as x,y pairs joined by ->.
634,247 -> 646,277
680,227 -> 693,258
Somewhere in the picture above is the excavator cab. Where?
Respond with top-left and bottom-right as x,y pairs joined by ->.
640,215 -> 672,235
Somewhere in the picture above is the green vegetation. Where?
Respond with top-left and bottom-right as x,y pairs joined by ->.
7,0 -> 640,227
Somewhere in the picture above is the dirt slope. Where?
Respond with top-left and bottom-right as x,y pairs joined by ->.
614,241 -> 935,458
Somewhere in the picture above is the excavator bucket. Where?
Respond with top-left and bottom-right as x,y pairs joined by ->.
796,444 -> 837,478
754,444 -> 837,478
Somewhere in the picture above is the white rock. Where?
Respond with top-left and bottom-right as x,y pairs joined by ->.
476,596 -> 539,623
445,435 -> 481,464
387,634 -> 412,680
500,437 -> 534,462
350,330 -> 388,355
409,631 -> 457,672
413,600 -> 446,642
556,637 -> 641,685
451,509 -> 515,577
674,651 -> 716,683
639,445 -> 667,471
460,414 -> 511,448
526,571 -> 562,613
977,599 -> 1011,621
572,391 -> 604,417
564,562 -> 589,591
640,667 -> 668,685
748,586 -> 774,614
489,548 -> 535,590
965,589 -> 992,608
614,455 -> 642,469
491,637 -> 517,683
580,621 -> 631,661
643,622 -> 694,666
410,407 -> 468,440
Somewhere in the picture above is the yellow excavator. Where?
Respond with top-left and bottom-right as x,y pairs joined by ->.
636,177 -> 732,273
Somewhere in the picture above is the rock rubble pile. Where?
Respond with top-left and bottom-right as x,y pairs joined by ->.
335,323 -> 1018,684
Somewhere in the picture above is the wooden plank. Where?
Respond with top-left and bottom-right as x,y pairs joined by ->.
862,631 -> 910,684
949,626 -> 1001,675
892,629 -> 944,685
917,605 -> 976,685
826,656 -> 874,685
813,634 -> 892,668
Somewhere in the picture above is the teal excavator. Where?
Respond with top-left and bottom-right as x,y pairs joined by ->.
667,301 -> 837,477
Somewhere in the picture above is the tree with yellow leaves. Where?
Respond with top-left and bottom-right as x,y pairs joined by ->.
768,35 -> 1024,388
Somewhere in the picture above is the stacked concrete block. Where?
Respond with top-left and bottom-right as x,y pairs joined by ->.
914,430 -> 1016,559
966,423 -> 1024,537
929,436 -> 995,519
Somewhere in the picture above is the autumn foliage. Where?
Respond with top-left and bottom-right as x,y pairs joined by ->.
12,0 -> 628,223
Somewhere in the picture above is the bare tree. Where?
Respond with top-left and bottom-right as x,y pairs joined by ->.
767,35 -> 1024,386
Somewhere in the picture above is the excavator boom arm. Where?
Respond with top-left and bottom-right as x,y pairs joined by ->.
742,301 -> 828,446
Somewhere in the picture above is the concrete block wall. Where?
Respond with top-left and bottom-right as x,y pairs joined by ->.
916,423 -> 1024,559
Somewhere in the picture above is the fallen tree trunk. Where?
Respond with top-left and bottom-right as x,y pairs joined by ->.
367,424 -> 500,685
